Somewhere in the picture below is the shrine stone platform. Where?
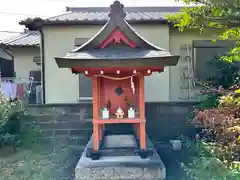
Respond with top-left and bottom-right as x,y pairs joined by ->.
75,134 -> 166,180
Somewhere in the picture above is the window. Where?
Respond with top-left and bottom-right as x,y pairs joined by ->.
33,56 -> 41,66
176,40 -> 235,101
193,40 -> 235,81
75,38 -> 92,100
79,74 -> 92,100
0,57 -> 14,77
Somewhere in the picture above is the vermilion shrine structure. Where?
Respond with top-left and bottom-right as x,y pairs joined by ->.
55,1 -> 179,179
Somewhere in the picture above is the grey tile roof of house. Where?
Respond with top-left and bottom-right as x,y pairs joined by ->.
0,31 -> 40,47
20,6 -> 189,29
48,6 -> 182,22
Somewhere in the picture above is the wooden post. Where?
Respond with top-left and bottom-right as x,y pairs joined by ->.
99,124 -> 103,141
135,123 -> 140,138
139,122 -> 146,149
92,76 -> 100,151
139,74 -> 146,149
93,124 -> 99,151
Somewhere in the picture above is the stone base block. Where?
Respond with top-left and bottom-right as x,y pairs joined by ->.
76,166 -> 164,180
75,135 -> 165,180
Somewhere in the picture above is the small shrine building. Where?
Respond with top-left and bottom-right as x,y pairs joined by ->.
55,1 -> 179,156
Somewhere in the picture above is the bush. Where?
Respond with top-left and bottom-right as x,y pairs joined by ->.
0,92 -> 40,150
206,57 -> 239,89
180,138 -> 240,180
193,84 -> 240,162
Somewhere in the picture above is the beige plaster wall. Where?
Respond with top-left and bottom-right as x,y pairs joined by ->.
135,25 -> 170,102
43,25 -> 170,104
12,47 -> 40,78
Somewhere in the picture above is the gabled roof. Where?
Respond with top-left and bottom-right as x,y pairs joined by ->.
20,5 -> 189,29
0,31 -> 40,48
55,1 -> 180,69
49,6 -> 181,23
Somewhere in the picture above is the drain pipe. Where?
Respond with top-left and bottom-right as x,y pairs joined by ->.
39,29 -> 46,104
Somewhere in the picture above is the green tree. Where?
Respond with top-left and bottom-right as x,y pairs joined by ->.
167,0 -> 240,63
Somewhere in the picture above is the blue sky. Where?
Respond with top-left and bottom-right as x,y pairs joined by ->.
0,0 -> 188,40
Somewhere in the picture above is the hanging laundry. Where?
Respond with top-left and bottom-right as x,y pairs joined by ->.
1,81 -> 11,100
0,81 -> 18,100
10,82 -> 17,100
17,84 -> 25,100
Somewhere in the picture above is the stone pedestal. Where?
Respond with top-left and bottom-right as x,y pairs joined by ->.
75,135 -> 166,180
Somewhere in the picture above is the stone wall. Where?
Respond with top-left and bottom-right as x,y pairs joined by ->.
27,103 -> 93,146
146,101 -> 198,142
27,101 -> 198,145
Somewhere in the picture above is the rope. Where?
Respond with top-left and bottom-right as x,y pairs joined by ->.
95,72 -> 141,80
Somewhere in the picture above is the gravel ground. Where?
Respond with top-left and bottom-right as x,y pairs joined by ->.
0,140 -> 83,180
0,140 -> 188,180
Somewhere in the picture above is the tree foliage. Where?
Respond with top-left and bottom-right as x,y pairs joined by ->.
206,56 -> 239,88
167,2 -> 240,178
166,0 -> 240,62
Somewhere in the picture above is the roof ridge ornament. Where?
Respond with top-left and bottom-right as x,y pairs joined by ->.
108,1 -> 126,20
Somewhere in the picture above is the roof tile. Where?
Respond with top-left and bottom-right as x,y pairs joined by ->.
21,6 -> 189,28
47,11 -> 176,22
0,31 -> 40,47
8,6 -> 186,47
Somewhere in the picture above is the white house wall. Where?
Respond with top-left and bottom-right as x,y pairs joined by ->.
43,25 -> 170,104
13,47 -> 40,79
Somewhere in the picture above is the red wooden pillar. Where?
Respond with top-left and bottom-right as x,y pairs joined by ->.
139,74 -> 146,149
135,123 -> 140,138
92,76 -> 100,151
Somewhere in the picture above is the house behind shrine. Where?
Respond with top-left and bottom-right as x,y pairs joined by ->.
2,3 -> 233,104
0,30 -> 40,79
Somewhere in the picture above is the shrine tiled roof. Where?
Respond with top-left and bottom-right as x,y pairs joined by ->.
55,1 -> 180,68
0,31 -> 40,47
60,47 -> 175,60
55,46 -> 179,68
